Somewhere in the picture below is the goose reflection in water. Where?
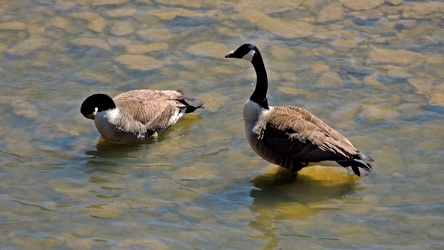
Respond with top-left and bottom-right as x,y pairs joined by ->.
249,166 -> 360,248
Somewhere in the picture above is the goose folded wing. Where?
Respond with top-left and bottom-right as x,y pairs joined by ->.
117,97 -> 186,132
260,106 -> 358,162
116,89 -> 183,101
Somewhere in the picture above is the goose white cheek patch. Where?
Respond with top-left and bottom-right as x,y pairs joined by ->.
242,50 -> 255,62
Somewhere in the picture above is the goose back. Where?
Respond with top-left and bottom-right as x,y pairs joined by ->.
94,89 -> 202,143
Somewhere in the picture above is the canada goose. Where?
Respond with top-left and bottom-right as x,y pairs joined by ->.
80,89 -> 204,143
225,43 -> 373,177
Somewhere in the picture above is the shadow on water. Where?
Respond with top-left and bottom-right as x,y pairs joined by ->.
249,166 -> 360,249
250,166 -> 358,205
79,115 -> 204,179
85,137 -> 155,158
84,114 -> 203,159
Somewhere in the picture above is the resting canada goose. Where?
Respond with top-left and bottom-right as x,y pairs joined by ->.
225,43 -> 373,177
80,89 -> 204,143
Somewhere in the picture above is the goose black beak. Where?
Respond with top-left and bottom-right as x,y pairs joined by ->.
82,112 -> 96,120
225,51 -> 235,58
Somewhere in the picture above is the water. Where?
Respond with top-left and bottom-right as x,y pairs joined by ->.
1,0 -> 443,249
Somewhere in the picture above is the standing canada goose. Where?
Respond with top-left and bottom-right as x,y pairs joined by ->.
225,43 -> 373,177
80,89 -> 204,144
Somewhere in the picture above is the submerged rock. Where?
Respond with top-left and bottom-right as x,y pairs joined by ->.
429,92 -> 444,106
351,10 -> 383,25
386,0 -> 403,6
0,44 -> 7,53
394,20 -> 417,30
154,0 -> 205,8
106,37 -> 132,48
114,54 -> 164,71
46,16 -> 71,31
360,103 -> 399,120
253,0 -> 302,14
111,238 -> 168,250
339,0 -> 385,11
386,68 -> 413,80
402,2 -> 444,19
7,37 -> 52,56
316,71 -> 345,87
69,11 -> 101,22
317,3 -> 344,23
329,37 -> 365,49
73,70 -> 115,85
147,8 -> 181,21
137,28 -> 173,42
425,55 -> 444,73
126,42 -> 168,54
186,41 -> 230,58
367,46 -> 424,66
92,0 -> 130,6
111,21 -> 135,36
12,100 -> 40,118
310,63 -> 330,73
257,17 -> 316,39
70,38 -> 111,51
87,17 -> 106,33
103,8 -> 137,18
409,76 -> 444,106
0,21 -> 26,31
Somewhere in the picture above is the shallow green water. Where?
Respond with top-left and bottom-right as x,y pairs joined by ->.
1,0 -> 443,249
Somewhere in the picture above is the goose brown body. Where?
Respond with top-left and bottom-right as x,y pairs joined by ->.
81,89 -> 204,144
226,43 -> 373,177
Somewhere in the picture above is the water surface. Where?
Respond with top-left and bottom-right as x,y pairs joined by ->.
0,0 -> 443,249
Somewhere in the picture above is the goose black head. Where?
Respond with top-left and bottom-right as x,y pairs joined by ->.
225,43 -> 259,62
80,94 -> 116,120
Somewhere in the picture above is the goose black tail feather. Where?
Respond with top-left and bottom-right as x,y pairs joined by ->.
178,96 -> 205,113
336,152 -> 373,177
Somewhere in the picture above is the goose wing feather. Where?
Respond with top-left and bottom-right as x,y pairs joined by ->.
113,90 -> 187,135
115,89 -> 184,101
256,106 -> 358,162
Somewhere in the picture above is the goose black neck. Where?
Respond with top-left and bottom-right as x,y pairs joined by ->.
250,52 -> 269,109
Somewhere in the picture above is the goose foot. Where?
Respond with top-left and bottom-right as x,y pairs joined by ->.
289,162 -> 308,173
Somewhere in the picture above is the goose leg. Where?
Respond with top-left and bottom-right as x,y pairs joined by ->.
289,162 -> 308,179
